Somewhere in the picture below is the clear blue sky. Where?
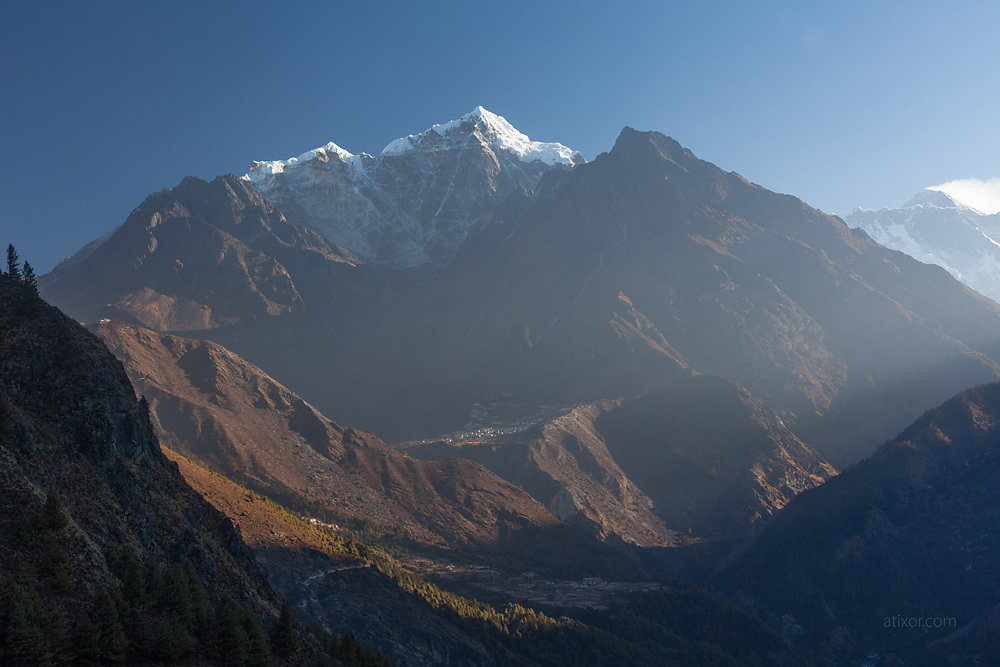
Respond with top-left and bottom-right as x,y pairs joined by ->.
2,1 -> 998,272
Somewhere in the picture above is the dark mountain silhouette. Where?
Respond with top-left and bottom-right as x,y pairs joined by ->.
716,382 -> 1000,664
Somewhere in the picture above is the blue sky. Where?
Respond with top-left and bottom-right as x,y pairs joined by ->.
1,1 -> 998,271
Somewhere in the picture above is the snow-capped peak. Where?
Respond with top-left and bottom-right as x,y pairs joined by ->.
902,189 -> 964,210
244,141 -> 359,182
240,108 -> 585,267
380,106 -> 583,166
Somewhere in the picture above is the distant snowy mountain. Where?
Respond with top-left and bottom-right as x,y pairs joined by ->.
244,107 -> 584,266
845,190 -> 1000,302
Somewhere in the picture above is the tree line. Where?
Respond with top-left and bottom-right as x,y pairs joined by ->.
0,491 -> 389,666
1,244 -> 38,294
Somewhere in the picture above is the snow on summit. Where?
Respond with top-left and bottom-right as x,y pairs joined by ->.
381,106 -> 583,166
240,108 -> 584,267
845,189 -> 1000,302
244,106 -> 583,184
245,142 -> 361,182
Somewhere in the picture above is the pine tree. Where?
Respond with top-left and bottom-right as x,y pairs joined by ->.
40,540 -> 73,593
273,603 -> 299,657
21,261 -> 37,293
6,244 -> 20,281
212,599 -> 250,665
184,563 -> 213,643
158,564 -> 193,625
244,617 -> 271,667
75,591 -> 126,664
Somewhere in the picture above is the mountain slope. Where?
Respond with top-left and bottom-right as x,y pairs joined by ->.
846,189 -> 1000,302
0,271 -> 363,664
716,382 -> 1000,664
163,447 -> 501,666
43,119 -> 1000,470
165,446 -> 815,667
403,399 -> 680,548
40,174 -> 362,332
245,106 -> 584,266
596,375 -> 836,541
94,319 -> 561,548
405,374 -> 836,547
349,128 -> 1000,464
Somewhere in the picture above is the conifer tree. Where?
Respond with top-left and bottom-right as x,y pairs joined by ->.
75,591 -> 126,663
245,617 -> 271,667
6,244 -> 20,281
21,261 -> 37,293
273,603 -> 299,656
212,599 -> 250,664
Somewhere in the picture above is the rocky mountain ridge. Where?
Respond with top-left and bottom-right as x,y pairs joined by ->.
245,107 -> 584,266
404,374 -> 836,547
846,189 -> 1000,302
95,319 -> 562,548
41,175 -> 360,331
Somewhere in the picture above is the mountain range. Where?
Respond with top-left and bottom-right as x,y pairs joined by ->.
245,106 -> 583,267
94,319 -> 562,548
845,190 -> 1000,303
2,269 -> 812,665
42,111 -> 1000,469
25,106 -> 1000,664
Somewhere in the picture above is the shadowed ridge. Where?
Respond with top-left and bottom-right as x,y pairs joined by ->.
715,381 -> 1000,663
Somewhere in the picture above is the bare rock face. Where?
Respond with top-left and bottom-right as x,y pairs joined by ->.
40,175 -> 357,331
244,107 -> 584,266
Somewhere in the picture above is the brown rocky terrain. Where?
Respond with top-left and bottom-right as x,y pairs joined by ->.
41,175 -> 361,332
0,273 -> 360,664
405,374 -> 836,546
95,319 -> 561,548
405,399 -> 680,548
